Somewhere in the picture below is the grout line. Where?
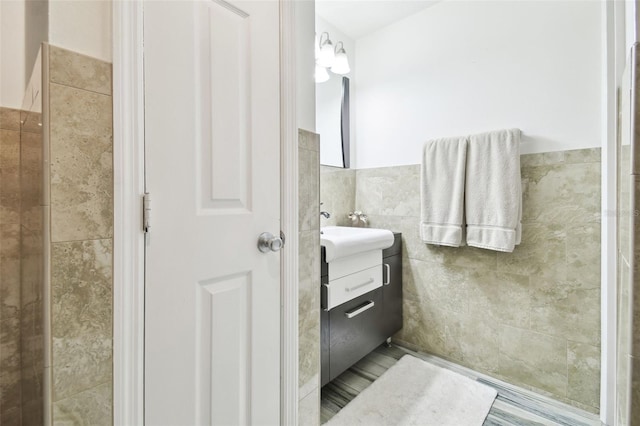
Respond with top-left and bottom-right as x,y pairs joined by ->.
48,81 -> 113,98
51,380 -> 112,405
50,237 -> 114,245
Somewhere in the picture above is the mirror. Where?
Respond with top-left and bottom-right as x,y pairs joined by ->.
317,76 -> 350,168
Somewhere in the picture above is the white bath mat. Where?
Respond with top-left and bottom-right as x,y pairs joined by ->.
326,355 -> 497,426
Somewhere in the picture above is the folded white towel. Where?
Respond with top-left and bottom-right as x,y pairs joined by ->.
420,137 -> 468,247
465,129 -> 522,252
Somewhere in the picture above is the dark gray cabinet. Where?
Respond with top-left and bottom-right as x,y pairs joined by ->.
382,234 -> 403,339
320,232 -> 402,387
329,289 -> 385,378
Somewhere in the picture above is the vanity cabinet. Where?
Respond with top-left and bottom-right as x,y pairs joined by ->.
382,233 -> 403,339
321,232 -> 402,387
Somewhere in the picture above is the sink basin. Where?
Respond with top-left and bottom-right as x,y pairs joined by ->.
321,226 -> 394,262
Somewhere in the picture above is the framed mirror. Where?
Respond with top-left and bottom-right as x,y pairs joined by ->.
317,76 -> 350,168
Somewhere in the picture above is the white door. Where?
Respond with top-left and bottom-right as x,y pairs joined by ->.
143,0 -> 281,424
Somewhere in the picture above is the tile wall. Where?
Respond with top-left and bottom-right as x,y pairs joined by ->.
44,44 -> 113,425
0,107 -> 25,424
631,177 -> 640,425
617,142 -> 633,425
0,85 -> 47,425
21,101 -> 45,425
319,166 -> 355,227
298,129 -> 321,426
321,147 -> 602,413
617,130 -> 640,425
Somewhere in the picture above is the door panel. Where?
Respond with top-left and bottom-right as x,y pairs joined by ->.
144,1 -> 281,424
196,274 -> 251,425
198,0 -> 251,212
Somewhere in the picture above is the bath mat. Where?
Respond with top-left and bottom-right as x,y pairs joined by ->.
326,355 -> 497,426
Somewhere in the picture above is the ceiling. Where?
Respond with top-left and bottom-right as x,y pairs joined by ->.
316,0 -> 441,40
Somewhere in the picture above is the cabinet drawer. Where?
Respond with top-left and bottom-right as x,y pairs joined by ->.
329,288 -> 385,381
328,250 -> 381,281
325,265 -> 382,310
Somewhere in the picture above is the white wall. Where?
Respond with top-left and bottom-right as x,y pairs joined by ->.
355,0 -> 603,169
625,0 -> 637,57
315,17 -> 355,166
295,0 -> 316,132
25,0 -> 49,82
49,0 -> 112,62
1,0 -> 111,108
1,0 -> 26,109
297,0 -> 316,132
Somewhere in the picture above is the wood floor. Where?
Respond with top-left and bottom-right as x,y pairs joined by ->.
321,344 -> 601,426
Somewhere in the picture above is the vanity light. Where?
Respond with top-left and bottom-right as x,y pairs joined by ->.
314,33 -> 321,62
315,64 -> 330,83
317,32 -> 335,68
331,42 -> 351,75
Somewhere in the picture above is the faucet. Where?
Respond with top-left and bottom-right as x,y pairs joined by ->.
320,207 -> 330,235
348,211 -> 368,227
320,202 -> 331,219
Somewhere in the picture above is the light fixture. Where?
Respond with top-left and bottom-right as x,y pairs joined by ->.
314,33 -> 321,62
315,64 -> 330,83
317,32 -> 335,68
331,42 -> 350,75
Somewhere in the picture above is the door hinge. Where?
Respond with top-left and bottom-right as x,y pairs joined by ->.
143,192 -> 151,233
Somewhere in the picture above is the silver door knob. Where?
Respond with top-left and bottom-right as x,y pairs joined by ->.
258,232 -> 283,253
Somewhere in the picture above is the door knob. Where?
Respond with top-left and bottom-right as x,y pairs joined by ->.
258,232 -> 283,253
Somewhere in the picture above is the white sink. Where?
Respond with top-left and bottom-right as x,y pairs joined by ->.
321,226 -> 394,262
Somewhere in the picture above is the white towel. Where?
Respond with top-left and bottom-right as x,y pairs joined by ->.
465,129 -> 522,252
420,137 -> 468,247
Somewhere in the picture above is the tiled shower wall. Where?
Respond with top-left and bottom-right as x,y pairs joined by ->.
298,130 -> 321,425
322,148 -> 601,413
0,101 -> 46,424
44,44 -> 113,424
0,108 -> 25,424
21,101 -> 45,425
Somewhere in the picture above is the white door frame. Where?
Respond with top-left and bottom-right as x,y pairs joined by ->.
112,1 -> 145,423
112,1 -> 299,424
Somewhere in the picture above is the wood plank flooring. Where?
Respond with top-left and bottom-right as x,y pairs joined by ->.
321,344 -> 602,426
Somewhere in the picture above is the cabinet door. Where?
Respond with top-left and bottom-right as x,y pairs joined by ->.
382,254 -> 403,338
321,274 -> 330,387
329,289 -> 385,381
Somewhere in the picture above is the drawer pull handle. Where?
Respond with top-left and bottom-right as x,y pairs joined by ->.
345,301 -> 375,319
383,263 -> 390,285
345,278 -> 374,292
322,284 -> 329,311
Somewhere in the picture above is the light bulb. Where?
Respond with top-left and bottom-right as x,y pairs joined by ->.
331,45 -> 350,75
315,64 -> 330,83
317,35 -> 335,68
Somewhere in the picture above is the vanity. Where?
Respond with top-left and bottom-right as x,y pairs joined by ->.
320,227 -> 403,386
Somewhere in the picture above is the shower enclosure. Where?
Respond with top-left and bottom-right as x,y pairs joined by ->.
1,42 -> 114,425
0,49 -> 45,425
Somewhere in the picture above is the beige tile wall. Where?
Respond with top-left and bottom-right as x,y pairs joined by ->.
322,148 -> 602,413
630,174 -> 640,425
617,143 -> 632,425
618,146 -> 640,425
21,104 -> 45,425
298,129 -> 320,426
0,107 -> 24,424
320,166 -> 355,227
44,44 -> 113,425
